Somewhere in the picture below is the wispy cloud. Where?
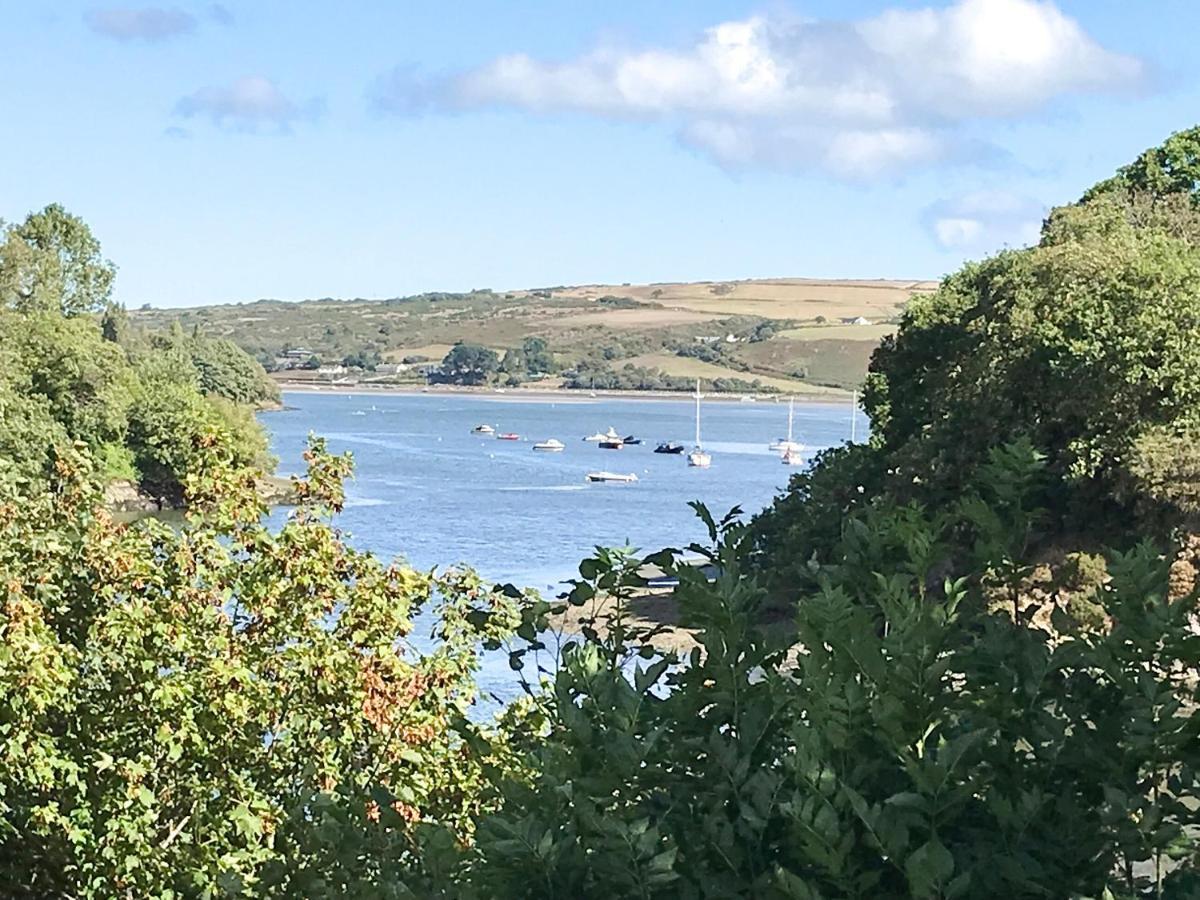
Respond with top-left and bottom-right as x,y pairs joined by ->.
84,6 -> 196,42
372,0 -> 1143,178
924,190 -> 1045,251
175,76 -> 323,133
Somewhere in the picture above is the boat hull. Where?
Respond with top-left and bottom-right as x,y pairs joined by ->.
586,472 -> 638,483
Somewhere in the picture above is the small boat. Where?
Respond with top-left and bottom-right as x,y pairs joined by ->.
654,442 -> 684,454
586,471 -> 638,483
622,435 -> 643,445
472,424 -> 495,434
599,439 -> 624,450
532,438 -> 565,452
740,395 -> 757,403
768,397 -> 803,453
585,427 -> 622,443
781,447 -> 804,466
495,432 -> 521,441
688,380 -> 712,468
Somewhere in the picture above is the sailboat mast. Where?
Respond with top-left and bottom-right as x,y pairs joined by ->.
851,389 -> 858,443
787,397 -> 794,442
694,379 -> 702,446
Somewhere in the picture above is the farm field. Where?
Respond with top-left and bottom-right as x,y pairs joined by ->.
132,276 -> 933,393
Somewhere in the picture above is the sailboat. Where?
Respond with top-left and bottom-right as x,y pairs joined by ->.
768,397 -> 803,453
687,380 -> 711,468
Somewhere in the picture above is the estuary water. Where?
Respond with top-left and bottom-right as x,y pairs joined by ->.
260,390 -> 864,706
263,390 -> 862,587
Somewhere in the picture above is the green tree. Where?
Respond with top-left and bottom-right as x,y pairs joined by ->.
520,336 -> 554,373
1084,125 -> 1200,202
756,129 -> 1200,573
0,204 -> 115,316
0,439 -> 524,896
188,334 -> 281,406
436,342 -> 500,386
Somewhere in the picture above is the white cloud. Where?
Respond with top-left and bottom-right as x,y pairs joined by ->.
925,190 -> 1045,250
373,0 -> 1142,177
175,76 -> 323,133
85,6 -> 196,41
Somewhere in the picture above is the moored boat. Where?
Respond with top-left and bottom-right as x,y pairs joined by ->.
495,432 -> 520,441
532,438 -> 565,452
599,439 -> 624,449
688,380 -> 712,468
654,442 -> 684,454
584,426 -> 622,443
586,471 -> 638,483
471,424 -> 495,434
781,446 -> 804,466
768,397 -> 803,453
622,435 -> 643,445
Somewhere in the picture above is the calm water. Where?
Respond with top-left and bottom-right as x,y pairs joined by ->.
260,390 -> 864,706
263,391 -> 862,587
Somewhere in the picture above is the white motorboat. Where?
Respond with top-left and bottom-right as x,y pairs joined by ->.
768,397 -> 803,453
687,380 -> 712,468
471,424 -> 495,434
532,438 -> 565,452
586,471 -> 638,483
584,427 -> 622,443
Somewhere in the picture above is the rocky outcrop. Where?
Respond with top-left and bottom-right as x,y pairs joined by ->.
105,474 -> 298,514
104,479 -> 166,513
255,475 -> 299,507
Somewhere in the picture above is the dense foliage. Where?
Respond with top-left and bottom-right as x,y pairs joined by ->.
463,452 -> 1200,898
0,437 -> 525,896
433,342 -> 501,386
754,128 -> 1200,587
562,359 -> 774,394
0,206 -> 277,496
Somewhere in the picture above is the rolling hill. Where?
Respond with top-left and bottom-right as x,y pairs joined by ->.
132,276 -> 937,394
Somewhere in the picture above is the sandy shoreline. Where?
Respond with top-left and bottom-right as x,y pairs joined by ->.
274,381 -> 853,406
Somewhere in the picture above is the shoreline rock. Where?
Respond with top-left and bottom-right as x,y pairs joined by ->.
103,479 -> 167,513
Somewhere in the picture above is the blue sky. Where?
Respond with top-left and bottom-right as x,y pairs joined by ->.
1,1 -> 1196,308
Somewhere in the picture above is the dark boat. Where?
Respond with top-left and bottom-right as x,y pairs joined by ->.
654,442 -> 684,454
599,439 -> 624,449
622,435 -> 643,445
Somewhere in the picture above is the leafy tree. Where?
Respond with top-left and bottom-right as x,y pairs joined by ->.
520,336 -> 554,374
0,204 -> 115,316
99,303 -> 131,344
6,310 -> 135,452
756,129 -> 1200,573
435,342 -> 500,386
0,438 -> 524,896
341,348 -> 382,372
1084,125 -> 1200,202
188,334 -> 281,406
